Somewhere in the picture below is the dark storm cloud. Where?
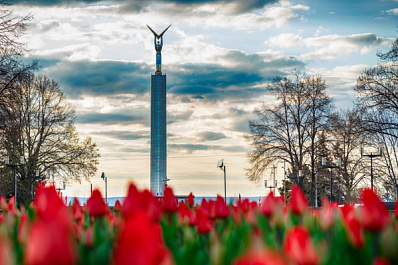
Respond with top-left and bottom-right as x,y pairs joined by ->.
42,59 -> 151,99
13,0 -> 279,14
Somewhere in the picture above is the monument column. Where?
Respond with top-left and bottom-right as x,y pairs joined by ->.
147,25 -> 170,196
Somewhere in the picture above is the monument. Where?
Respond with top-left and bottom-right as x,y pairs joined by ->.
147,24 -> 170,196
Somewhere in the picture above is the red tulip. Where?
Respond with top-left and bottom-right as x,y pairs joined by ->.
276,196 -> 285,205
35,185 -> 67,220
86,189 -> 108,217
237,198 -> 250,213
233,249 -> 287,265
318,197 -> 337,231
122,183 -> 141,218
373,257 -> 390,265
283,226 -> 319,265
0,236 -> 14,265
231,205 -> 242,225
188,192 -> 195,207
200,198 -> 209,216
72,223 -> 83,240
25,185 -> 77,265
72,198 -> 83,223
290,185 -> 308,215
343,214 -> 365,248
114,200 -> 122,212
163,186 -> 177,213
360,188 -> 390,231
113,212 -> 174,265
18,213 -> 29,243
260,191 -> 277,217
141,189 -> 161,222
196,207 -> 212,234
394,199 -> 398,219
0,195 -> 7,211
84,226 -> 94,246
7,196 -> 17,217
178,201 -> 196,225
215,195 -> 230,219
339,203 -> 355,220
25,220 -> 77,265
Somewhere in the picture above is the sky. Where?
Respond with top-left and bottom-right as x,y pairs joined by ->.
10,0 -> 398,199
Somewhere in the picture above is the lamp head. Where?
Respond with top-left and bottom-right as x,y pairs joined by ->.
217,159 -> 223,169
101,172 -> 105,179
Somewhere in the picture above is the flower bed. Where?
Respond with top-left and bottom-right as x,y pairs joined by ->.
0,183 -> 397,265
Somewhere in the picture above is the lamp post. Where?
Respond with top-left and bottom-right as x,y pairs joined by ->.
322,157 -> 340,202
283,161 -> 287,206
360,145 -> 383,190
5,155 -> 24,205
265,164 -> 278,194
101,172 -> 107,204
31,169 -> 40,201
217,159 -> 227,202
287,169 -> 302,187
163,178 -> 171,188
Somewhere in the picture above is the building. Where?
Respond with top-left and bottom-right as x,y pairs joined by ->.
147,25 -> 170,196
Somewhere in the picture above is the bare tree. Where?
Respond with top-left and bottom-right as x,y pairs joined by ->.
0,74 -> 100,203
246,72 -> 333,204
355,37 -> 398,134
0,2 -> 36,102
368,111 -> 398,200
328,109 -> 368,202
302,75 -> 333,206
355,36 -> 398,198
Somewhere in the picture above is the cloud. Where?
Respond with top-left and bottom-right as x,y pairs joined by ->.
168,50 -> 304,100
91,130 -> 149,140
38,46 -> 305,100
14,0 -> 280,14
168,110 -> 195,124
196,131 -> 227,141
41,59 -> 152,98
168,143 -> 246,154
267,33 -> 391,60
386,8 -> 398,15
76,112 -> 148,126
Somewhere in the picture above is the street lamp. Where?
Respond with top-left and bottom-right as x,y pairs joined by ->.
322,157 -> 340,202
163,178 -> 171,188
217,159 -> 227,202
5,155 -> 24,205
282,161 -> 287,206
265,164 -> 278,194
360,144 -> 383,190
287,169 -> 302,186
31,169 -> 40,200
101,172 -> 107,204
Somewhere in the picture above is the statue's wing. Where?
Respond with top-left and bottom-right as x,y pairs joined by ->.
158,24 -> 171,38
146,25 -> 160,39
